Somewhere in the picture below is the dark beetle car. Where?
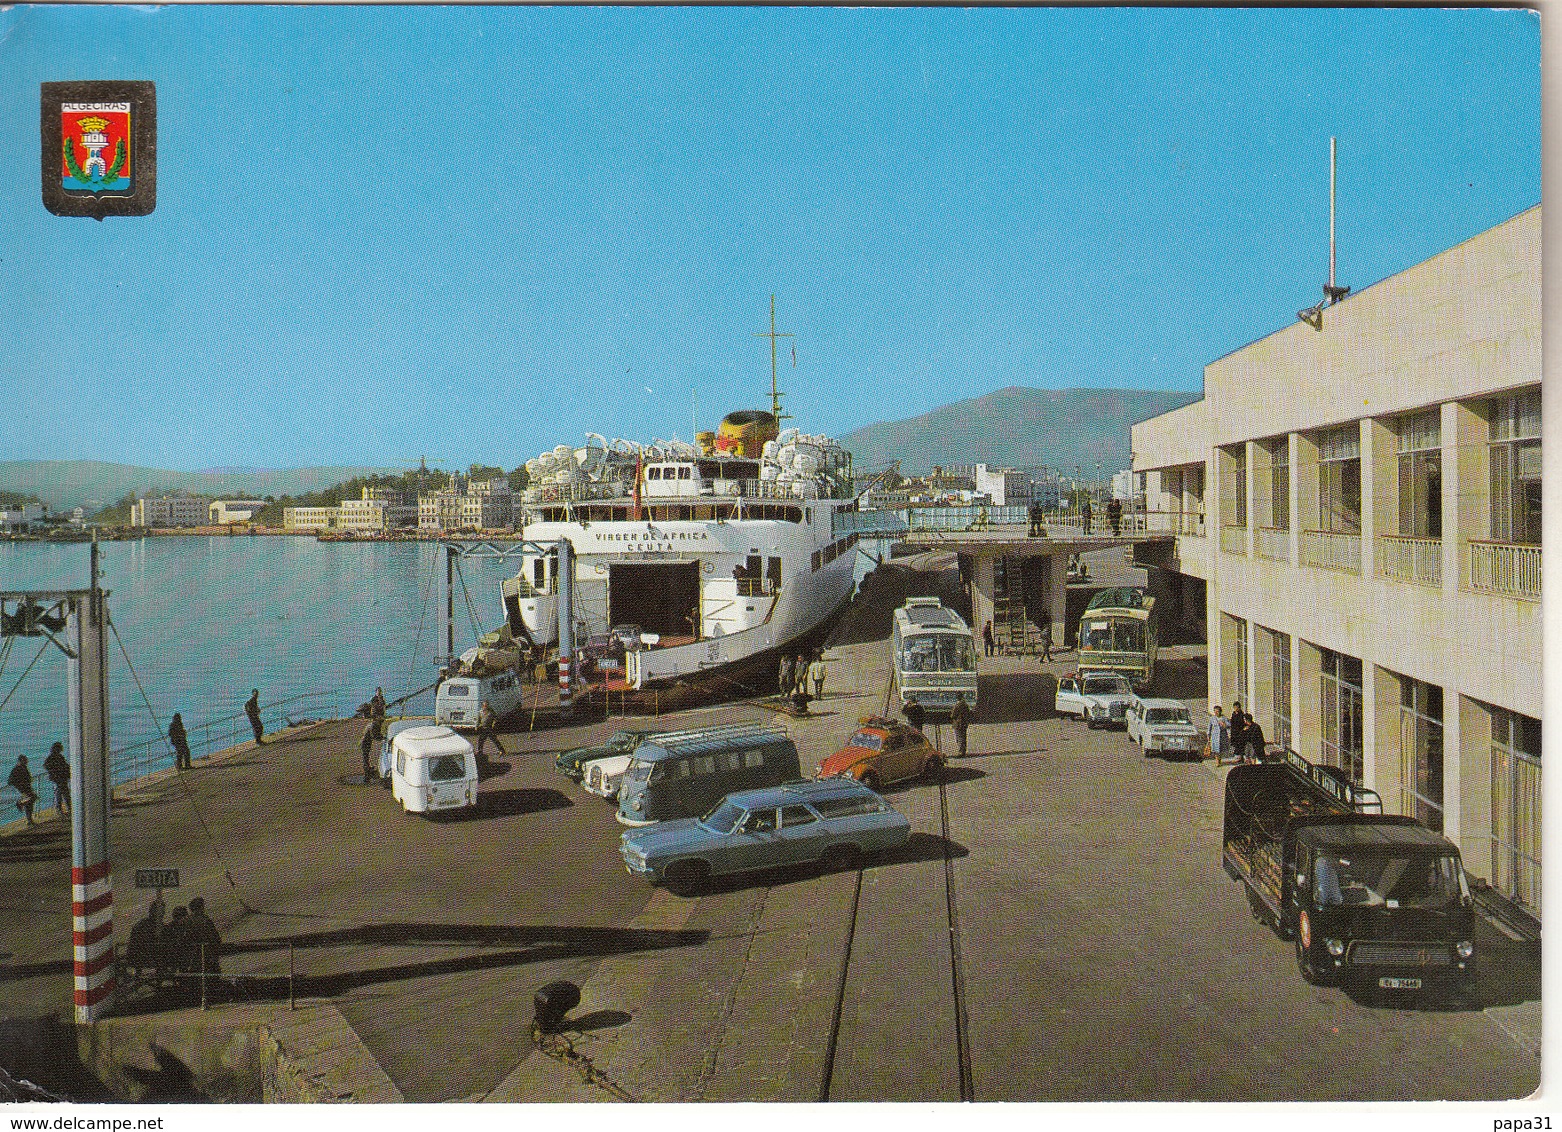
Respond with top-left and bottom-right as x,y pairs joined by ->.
555,728 -> 661,782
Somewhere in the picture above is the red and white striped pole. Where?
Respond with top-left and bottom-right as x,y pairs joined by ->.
68,544 -> 114,1022
556,538 -> 574,719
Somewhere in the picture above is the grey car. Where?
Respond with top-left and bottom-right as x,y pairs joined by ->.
620,779 -> 911,893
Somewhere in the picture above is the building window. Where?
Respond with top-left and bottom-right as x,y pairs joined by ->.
1490,707 -> 1541,912
1267,438 -> 1289,531
1398,676 -> 1444,833
1319,650 -> 1364,784
1266,627 -> 1291,750
1490,388 -> 1541,545
1317,426 -> 1361,535
1221,445 -> 1247,527
1396,410 -> 1442,538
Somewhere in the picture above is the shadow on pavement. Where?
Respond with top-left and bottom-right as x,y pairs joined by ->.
567,1008 -> 632,1034
464,788 -> 573,819
0,827 -> 71,864
112,922 -> 710,1015
973,673 -> 1054,724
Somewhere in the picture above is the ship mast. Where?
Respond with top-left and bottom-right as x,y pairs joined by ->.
753,294 -> 793,421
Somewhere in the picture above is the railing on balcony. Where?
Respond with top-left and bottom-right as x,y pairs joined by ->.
1219,524 -> 1247,556
1255,526 -> 1290,562
1301,529 -> 1361,574
1468,540 -> 1541,601
1378,534 -> 1442,587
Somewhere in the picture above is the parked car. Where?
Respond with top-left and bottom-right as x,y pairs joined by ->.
816,716 -> 944,790
556,728 -> 660,782
619,778 -> 911,893
1055,671 -> 1133,728
617,722 -> 799,827
582,752 -> 635,800
1126,695 -> 1201,757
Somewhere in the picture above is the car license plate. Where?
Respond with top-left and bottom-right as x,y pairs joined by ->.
1378,977 -> 1422,990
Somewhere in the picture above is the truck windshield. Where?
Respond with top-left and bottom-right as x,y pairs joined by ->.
699,799 -> 743,834
1314,852 -> 1465,909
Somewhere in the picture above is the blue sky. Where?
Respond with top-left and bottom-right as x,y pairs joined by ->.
0,6 -> 1540,472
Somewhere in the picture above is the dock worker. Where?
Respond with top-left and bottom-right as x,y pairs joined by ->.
1107,497 -> 1123,537
244,689 -> 264,746
808,654 -> 827,698
794,655 -> 810,696
778,654 -> 795,696
1081,498 -> 1093,535
360,718 -> 379,783
7,754 -> 37,826
903,696 -> 925,734
950,695 -> 971,758
475,701 -> 506,769
370,688 -> 387,735
982,621 -> 995,658
43,742 -> 70,817
169,712 -> 192,770
1039,621 -> 1054,663
184,897 -> 222,978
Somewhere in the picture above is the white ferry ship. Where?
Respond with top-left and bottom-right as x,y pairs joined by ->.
502,407 -> 861,694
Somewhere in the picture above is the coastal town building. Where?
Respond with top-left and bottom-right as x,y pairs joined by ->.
282,505 -> 337,533
130,494 -> 209,528
418,477 -> 514,532
1131,205 -> 1541,919
972,464 -> 1033,508
209,499 -> 266,525
0,502 -> 45,532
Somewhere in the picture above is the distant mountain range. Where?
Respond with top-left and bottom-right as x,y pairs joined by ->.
0,461 -> 397,513
3,386 -> 1199,510
838,386 -> 1201,476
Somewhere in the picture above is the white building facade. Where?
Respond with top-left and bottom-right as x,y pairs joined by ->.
0,503 -> 45,532
1131,206 -> 1542,920
209,499 -> 266,525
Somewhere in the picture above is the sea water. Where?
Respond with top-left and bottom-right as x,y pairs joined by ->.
0,537 -> 516,786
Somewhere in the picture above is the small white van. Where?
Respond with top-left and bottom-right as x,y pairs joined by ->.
435,670 -> 523,730
384,724 -> 479,816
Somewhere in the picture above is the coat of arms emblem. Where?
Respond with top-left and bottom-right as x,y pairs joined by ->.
41,81 -> 156,218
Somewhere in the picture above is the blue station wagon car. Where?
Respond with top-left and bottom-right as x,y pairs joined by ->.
620,779 -> 911,893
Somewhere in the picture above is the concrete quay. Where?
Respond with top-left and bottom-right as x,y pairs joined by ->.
0,550 -> 1540,1103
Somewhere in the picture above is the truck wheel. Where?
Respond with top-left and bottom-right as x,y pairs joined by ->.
1295,938 -> 1326,985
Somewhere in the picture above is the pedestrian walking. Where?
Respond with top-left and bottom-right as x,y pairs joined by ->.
1207,705 -> 1229,764
950,695 -> 971,758
808,655 -> 827,698
982,621 -> 995,658
7,755 -> 37,826
475,701 -> 506,767
244,689 -> 264,746
903,696 -> 925,734
1107,497 -> 1123,537
370,687 -> 387,737
1081,498 -> 1093,535
43,742 -> 70,817
360,719 -> 379,783
1243,719 -> 1268,764
1039,621 -> 1054,663
168,712 -> 192,770
1228,701 -> 1251,763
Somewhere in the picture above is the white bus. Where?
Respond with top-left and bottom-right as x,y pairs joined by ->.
892,597 -> 979,715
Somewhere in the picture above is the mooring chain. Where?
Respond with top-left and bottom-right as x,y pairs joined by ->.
529,1022 -> 637,1103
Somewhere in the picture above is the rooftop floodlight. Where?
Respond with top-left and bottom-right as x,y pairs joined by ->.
1297,304 -> 1324,331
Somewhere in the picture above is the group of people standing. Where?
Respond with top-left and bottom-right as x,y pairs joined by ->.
6,743 -> 70,826
901,693 -> 972,757
777,652 -> 828,699
124,894 -> 223,990
1207,701 -> 1267,765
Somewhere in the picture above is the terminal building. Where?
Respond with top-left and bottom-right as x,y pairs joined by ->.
1131,205 -> 1541,922
130,494 -> 209,527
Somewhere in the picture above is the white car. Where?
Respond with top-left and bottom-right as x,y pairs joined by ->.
582,752 -> 634,799
1126,696 -> 1202,758
1055,671 -> 1133,729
